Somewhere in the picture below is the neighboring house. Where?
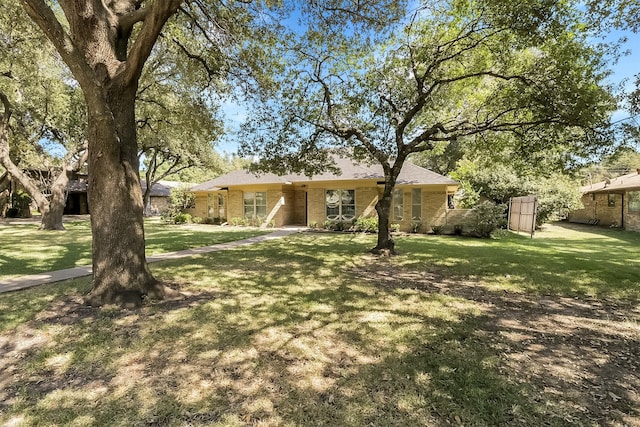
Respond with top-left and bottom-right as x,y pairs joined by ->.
188,155 -> 460,232
140,180 -> 194,215
568,169 -> 640,232
0,169 -> 187,217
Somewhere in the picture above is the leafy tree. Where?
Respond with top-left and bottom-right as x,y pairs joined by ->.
241,0 -> 615,253
0,0 -> 87,230
137,41 -> 225,215
452,158 -> 583,226
17,0 -> 390,305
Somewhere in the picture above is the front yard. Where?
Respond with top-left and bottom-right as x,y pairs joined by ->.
0,223 -> 639,426
0,219 -> 270,280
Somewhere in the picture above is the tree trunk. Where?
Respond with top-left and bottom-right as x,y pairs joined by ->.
371,193 -> 396,254
143,166 -> 154,216
39,193 -> 65,230
84,85 -> 173,307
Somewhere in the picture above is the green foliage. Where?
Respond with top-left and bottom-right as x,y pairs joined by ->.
352,216 -> 379,233
467,201 -> 507,238
453,158 -> 583,225
230,217 -> 245,226
323,220 -> 351,232
173,213 -> 192,225
390,223 -> 401,233
410,221 -> 423,234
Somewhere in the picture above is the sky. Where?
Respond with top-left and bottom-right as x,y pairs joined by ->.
214,25 -> 640,155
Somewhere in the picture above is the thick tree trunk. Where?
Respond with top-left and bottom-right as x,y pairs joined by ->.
371,193 -> 396,255
84,86 -> 174,307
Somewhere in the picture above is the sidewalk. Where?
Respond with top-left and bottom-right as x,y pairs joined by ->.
0,228 -> 301,294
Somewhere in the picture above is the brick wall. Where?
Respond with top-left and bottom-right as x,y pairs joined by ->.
308,188 -> 326,226
624,192 -> 640,232
569,193 -> 622,226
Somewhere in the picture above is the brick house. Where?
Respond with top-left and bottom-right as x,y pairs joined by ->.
568,169 -> 640,232
188,155 -> 460,233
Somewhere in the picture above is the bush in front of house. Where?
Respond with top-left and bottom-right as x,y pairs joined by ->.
352,217 -> 378,233
467,201 -> 507,238
173,213 -> 192,224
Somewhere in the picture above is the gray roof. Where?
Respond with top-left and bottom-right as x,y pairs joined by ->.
141,180 -> 195,197
580,170 -> 640,193
191,155 -> 457,191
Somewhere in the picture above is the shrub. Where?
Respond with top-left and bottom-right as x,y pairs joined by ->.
410,221 -> 423,234
453,224 -> 464,235
390,223 -> 400,233
431,225 -> 443,235
468,201 -> 507,238
323,220 -> 350,231
192,216 -> 202,224
173,213 -> 192,224
230,217 -> 245,226
309,220 -> 319,229
353,217 -> 378,233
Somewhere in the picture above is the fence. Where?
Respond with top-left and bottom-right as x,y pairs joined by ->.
508,195 -> 538,237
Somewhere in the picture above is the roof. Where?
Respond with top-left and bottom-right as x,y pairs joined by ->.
581,170 -> 640,194
191,155 -> 458,191
141,180 -> 195,197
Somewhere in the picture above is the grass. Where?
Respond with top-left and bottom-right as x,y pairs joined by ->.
0,223 -> 639,426
0,218 -> 270,280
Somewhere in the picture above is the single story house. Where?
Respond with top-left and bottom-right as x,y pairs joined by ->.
568,169 -> 640,232
188,155 -> 460,233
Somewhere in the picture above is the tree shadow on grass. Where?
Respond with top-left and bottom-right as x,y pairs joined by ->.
352,261 -> 640,426
2,233 -> 638,426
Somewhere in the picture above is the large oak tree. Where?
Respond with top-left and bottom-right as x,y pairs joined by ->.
241,0 -> 616,253
18,0 -> 399,305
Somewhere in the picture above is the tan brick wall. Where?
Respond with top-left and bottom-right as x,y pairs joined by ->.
569,193 -> 622,226
422,190 -> 447,232
308,187 -> 326,226
227,190 -> 244,221
265,189 -> 284,227
624,192 -> 640,232
293,189 -> 307,224
356,187 -> 378,218
187,195 -> 208,218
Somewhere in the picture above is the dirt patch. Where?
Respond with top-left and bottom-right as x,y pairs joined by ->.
352,261 -> 640,426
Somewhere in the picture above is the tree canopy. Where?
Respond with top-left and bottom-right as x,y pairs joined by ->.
240,0 -> 616,251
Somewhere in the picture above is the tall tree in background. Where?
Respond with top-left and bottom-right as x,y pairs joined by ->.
242,0 -> 615,253
0,0 -> 87,230
137,40 -> 225,215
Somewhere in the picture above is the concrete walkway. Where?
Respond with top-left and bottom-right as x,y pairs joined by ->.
0,228 -> 301,294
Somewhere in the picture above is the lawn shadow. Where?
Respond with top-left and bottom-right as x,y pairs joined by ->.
2,232 -> 639,426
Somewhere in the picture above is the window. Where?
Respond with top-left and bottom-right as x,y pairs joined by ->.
608,193 -> 616,207
243,192 -> 267,218
393,189 -> 404,221
218,194 -> 225,218
326,189 -> 355,221
412,188 -> 422,220
629,191 -> 640,212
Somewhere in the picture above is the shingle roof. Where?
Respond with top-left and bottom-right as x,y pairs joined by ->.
580,170 -> 640,193
191,155 -> 457,191
141,180 -> 195,197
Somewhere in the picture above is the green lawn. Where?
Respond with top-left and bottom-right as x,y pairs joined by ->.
0,218 -> 270,280
0,223 -> 639,426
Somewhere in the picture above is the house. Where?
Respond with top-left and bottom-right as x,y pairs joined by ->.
0,168 -> 188,217
188,155 -> 460,232
568,169 -> 640,232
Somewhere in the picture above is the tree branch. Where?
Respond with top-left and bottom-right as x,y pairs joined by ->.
123,0 -> 183,86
